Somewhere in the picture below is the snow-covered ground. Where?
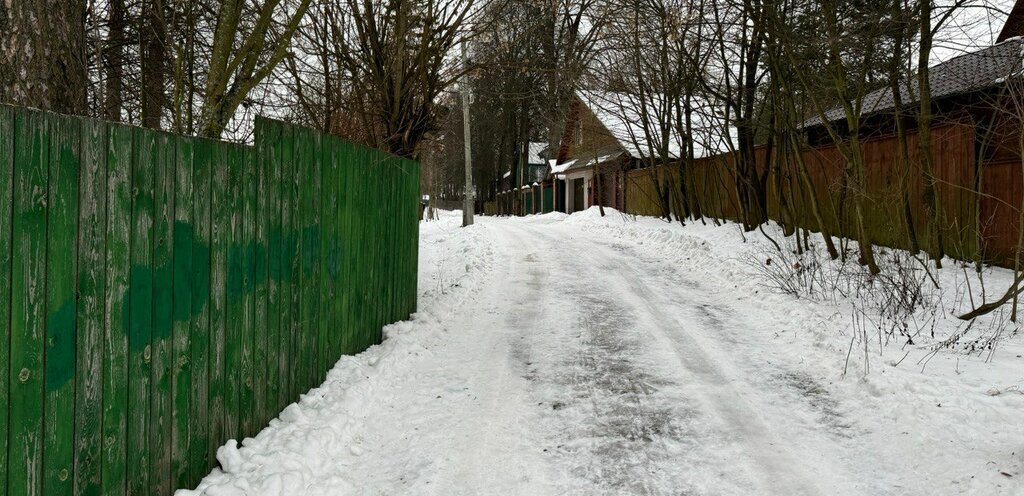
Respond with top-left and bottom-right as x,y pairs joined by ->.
179,208 -> 1024,496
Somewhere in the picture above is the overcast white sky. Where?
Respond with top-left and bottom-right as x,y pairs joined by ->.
932,0 -> 1017,63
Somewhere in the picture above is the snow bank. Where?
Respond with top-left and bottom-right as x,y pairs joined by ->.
557,207 -> 1024,494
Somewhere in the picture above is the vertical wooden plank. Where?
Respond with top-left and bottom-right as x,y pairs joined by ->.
102,123 -> 132,496
359,149 -> 372,349
9,108 -> 48,496
300,128 -> 320,391
43,112 -> 80,496
243,143 -> 258,434
324,137 -> 340,359
388,162 -> 399,322
410,160 -> 421,316
384,163 -> 395,323
373,154 -> 382,335
318,133 -> 332,378
239,144 -> 255,437
345,146 -> 356,340
171,136 -> 193,489
312,132 -> 323,385
339,139 -> 352,356
290,124 -> 303,400
127,127 -> 154,496
75,118 -> 107,496
264,121 -> 282,418
392,158 -> 402,320
207,142 -> 228,466
291,126 -> 305,394
189,139 -> 211,482
370,153 -> 382,341
149,132 -> 175,496
295,127 -> 307,393
338,142 -> 354,355
253,123 -> 269,427
399,160 -> 408,318
0,105 -> 14,496
359,147 -> 370,349
382,161 -> 392,324
224,144 -> 242,441
279,124 -> 296,408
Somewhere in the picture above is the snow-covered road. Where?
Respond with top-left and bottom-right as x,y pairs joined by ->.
182,210 -> 1024,496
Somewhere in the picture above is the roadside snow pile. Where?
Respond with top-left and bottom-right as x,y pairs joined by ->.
559,206 -> 1024,493
176,211 -> 495,496
561,207 -> 1023,371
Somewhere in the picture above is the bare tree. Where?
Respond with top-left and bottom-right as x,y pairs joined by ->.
199,0 -> 313,138
539,0 -> 609,163
323,0 -> 475,158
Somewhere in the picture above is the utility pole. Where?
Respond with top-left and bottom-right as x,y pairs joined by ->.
461,39 -> 475,227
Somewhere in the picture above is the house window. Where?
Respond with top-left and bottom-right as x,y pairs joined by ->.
575,120 -> 583,146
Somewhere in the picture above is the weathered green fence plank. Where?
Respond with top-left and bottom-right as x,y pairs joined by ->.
75,118 -> 107,496
296,127 -> 311,394
347,146 -> 363,352
150,132 -> 175,496
324,137 -> 340,358
239,145 -> 255,436
281,123 -> 298,408
264,120 -> 282,418
253,126 -> 269,428
127,126 -> 155,496
318,135 -> 331,376
43,112 -> 79,496
411,159 -> 421,316
9,107 -> 49,496
224,144 -> 242,441
0,105 -> 13,496
189,138 -> 212,482
102,123 -> 132,496
307,130 -> 323,390
338,142 -> 354,355
207,141 -> 228,467
171,137 -> 194,489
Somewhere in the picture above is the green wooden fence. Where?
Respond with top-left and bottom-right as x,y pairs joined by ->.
0,105 -> 420,496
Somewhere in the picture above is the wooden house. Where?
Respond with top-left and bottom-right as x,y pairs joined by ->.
551,90 -> 730,214
618,4 -> 1024,265
795,9 -> 1024,264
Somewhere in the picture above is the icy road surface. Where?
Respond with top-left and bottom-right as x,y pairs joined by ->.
181,209 -> 1024,496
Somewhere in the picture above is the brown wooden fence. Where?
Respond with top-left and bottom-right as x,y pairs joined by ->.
624,123 -> 1023,264
0,104 -> 421,496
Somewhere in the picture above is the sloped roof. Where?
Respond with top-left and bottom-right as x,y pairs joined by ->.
527,142 -> 547,165
805,37 -> 1024,127
576,90 -> 735,160
555,146 -> 628,174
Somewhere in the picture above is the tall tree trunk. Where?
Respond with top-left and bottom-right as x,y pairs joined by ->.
788,131 -> 840,259
849,137 -> 880,273
888,0 -> 919,254
0,0 -> 87,114
141,0 -> 168,129
104,0 -> 127,121
919,0 -> 944,266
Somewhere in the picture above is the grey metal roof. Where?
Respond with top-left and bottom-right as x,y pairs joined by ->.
556,146 -> 628,174
804,37 -> 1024,127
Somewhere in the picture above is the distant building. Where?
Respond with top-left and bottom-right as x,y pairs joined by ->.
552,90 -> 729,214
